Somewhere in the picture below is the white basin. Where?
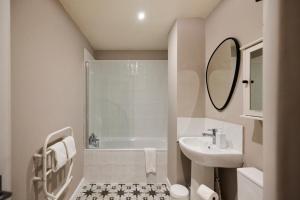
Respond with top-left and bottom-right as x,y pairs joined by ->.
179,137 -> 243,168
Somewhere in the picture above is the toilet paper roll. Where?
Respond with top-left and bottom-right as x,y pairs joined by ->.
197,184 -> 219,200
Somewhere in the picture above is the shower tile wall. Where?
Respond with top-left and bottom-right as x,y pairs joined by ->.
88,60 -> 168,141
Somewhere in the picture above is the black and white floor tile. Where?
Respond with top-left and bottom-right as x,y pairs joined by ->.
75,183 -> 170,200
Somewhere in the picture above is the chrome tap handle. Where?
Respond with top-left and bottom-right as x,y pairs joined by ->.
208,128 -> 218,136
206,128 -> 218,145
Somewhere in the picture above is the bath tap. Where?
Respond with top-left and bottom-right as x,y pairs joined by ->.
202,128 -> 217,145
89,133 -> 99,148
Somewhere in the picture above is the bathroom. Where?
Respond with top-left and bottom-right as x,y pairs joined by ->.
0,0 -> 300,200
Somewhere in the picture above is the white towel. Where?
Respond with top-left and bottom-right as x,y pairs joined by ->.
48,142 -> 68,172
62,136 -> 77,160
144,148 -> 156,174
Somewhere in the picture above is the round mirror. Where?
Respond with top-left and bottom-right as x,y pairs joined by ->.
206,38 -> 240,111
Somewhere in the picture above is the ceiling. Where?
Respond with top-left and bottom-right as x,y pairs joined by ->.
59,0 -> 221,50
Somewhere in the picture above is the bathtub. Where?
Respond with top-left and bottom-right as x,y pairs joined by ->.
84,137 -> 167,183
88,137 -> 167,149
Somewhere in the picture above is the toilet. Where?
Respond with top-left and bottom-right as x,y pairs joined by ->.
170,184 -> 189,200
237,167 -> 263,200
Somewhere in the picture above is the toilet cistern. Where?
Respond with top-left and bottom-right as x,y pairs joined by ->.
202,128 -> 218,145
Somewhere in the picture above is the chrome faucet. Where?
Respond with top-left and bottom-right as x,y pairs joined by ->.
202,128 -> 217,145
88,133 -> 99,148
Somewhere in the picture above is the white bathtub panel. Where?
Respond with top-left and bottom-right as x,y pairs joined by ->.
84,149 -> 167,183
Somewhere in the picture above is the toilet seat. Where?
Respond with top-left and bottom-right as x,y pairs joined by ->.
170,184 -> 189,199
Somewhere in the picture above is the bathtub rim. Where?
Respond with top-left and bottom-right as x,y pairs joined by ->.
85,148 -> 167,151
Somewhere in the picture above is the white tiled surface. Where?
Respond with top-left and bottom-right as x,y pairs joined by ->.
84,149 -> 167,183
205,118 -> 243,153
90,137 -> 166,149
88,60 -> 168,141
177,117 -> 243,153
177,117 -> 205,138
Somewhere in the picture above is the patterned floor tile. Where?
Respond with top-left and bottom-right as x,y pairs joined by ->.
74,183 -> 170,200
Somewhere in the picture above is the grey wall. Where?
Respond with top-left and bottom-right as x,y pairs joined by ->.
264,0 -> 300,199
177,19 -> 206,118
168,18 -> 206,185
94,50 -> 167,60
204,0 -> 263,199
0,0 -> 11,191
168,22 -> 179,185
11,0 -> 93,199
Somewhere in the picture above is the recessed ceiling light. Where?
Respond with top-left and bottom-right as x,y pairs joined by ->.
137,11 -> 145,21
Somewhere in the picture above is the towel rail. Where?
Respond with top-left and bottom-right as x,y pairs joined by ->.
33,127 -> 74,200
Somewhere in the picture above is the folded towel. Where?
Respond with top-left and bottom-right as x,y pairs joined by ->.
48,142 -> 68,172
62,136 -> 77,160
144,148 -> 156,174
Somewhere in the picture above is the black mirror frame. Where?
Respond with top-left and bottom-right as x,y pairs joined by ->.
206,37 -> 241,111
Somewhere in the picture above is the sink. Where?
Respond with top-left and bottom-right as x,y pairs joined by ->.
178,137 -> 243,168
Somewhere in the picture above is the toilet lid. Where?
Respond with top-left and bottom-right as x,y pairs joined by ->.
170,184 -> 189,198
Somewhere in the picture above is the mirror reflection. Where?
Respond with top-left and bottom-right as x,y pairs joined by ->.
250,48 -> 263,111
206,38 -> 240,110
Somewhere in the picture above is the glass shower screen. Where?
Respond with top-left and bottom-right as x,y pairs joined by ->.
86,60 -> 167,149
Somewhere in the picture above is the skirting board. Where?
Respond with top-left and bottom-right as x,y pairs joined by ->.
69,178 -> 85,200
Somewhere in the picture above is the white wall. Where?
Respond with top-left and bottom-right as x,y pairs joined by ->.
0,0 -> 11,190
